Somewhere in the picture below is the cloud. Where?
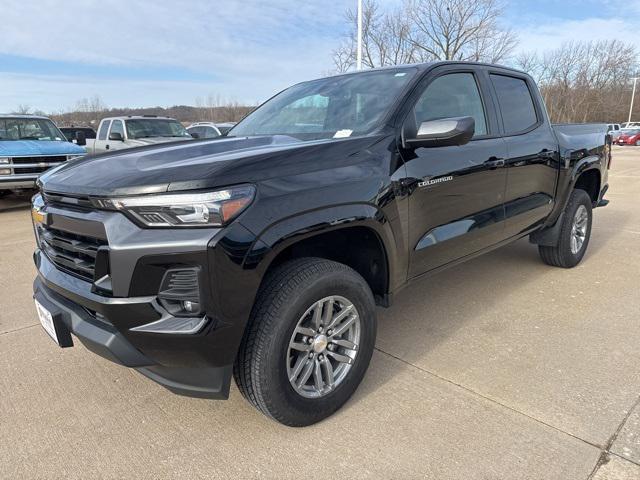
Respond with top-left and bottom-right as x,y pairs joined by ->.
515,16 -> 640,55
0,0 -> 351,111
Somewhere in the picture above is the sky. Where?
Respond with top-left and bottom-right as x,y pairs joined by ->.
0,0 -> 639,113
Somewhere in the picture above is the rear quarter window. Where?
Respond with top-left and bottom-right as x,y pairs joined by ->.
98,121 -> 111,140
490,74 -> 538,135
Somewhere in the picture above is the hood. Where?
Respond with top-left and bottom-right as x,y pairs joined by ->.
126,137 -> 193,147
0,139 -> 86,156
39,134 -> 382,196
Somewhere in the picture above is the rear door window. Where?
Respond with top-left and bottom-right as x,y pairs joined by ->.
490,74 -> 538,135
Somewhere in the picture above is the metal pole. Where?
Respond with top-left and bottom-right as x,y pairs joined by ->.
356,0 -> 362,70
628,77 -> 638,123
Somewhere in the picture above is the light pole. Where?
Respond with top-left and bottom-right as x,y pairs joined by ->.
628,77 -> 638,123
356,0 -> 362,70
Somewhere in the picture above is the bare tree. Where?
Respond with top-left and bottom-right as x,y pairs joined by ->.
516,40 -> 639,123
333,0 -> 423,72
408,0 -> 517,63
333,0 -> 516,71
14,104 -> 31,114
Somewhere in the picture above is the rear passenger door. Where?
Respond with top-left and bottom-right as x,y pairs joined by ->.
93,120 -> 111,153
401,66 -> 509,278
489,73 -> 559,237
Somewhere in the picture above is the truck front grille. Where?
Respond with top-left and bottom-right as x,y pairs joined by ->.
8,156 -> 68,175
37,225 -> 107,281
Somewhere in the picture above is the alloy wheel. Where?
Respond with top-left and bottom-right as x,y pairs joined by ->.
286,295 -> 361,398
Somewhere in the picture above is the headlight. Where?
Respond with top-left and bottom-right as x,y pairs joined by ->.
0,157 -> 10,164
92,185 -> 255,228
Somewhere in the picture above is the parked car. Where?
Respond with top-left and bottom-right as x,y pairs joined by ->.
79,115 -> 193,154
187,122 -> 236,138
607,123 -> 620,134
615,129 -> 640,145
60,126 -> 96,144
0,114 -> 85,194
31,62 -> 610,426
621,122 -> 640,129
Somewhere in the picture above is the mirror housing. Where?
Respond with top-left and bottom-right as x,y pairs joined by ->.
404,116 -> 475,149
109,132 -> 124,141
74,130 -> 86,146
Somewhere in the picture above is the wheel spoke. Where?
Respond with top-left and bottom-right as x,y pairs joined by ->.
289,354 -> 308,382
330,314 -> 356,338
327,304 -> 354,330
295,326 -> 316,336
290,341 -> 311,352
327,351 -> 353,365
296,358 -> 314,387
331,337 -> 358,350
313,359 -> 323,391
312,302 -> 322,330
322,298 -> 334,326
321,357 -> 334,388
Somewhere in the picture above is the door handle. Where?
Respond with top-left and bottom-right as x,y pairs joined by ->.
105,144 -> 110,150
484,157 -> 505,168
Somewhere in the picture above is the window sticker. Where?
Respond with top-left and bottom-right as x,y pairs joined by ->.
333,129 -> 353,138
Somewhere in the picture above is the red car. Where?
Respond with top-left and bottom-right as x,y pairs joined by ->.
616,129 -> 640,146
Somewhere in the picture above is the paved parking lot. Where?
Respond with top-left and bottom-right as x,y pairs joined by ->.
1,147 -> 639,479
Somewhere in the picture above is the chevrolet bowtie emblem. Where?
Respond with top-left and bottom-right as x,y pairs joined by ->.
31,206 -> 47,225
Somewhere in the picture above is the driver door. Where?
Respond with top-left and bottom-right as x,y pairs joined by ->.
401,68 -> 508,278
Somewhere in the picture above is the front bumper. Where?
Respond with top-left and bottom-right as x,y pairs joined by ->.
0,175 -> 37,190
33,261 -> 232,399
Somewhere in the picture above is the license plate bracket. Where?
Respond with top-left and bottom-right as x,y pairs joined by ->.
34,298 -> 74,348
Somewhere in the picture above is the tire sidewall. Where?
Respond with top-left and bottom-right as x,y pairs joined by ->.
257,267 -> 376,425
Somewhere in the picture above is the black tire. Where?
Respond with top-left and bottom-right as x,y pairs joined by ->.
233,257 -> 377,427
538,189 -> 592,268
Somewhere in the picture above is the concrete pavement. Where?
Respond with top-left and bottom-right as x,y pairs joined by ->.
1,147 -> 639,479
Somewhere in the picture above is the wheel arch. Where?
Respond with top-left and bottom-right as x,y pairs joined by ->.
244,203 -> 401,306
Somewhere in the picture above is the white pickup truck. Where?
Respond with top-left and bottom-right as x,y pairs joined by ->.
77,115 -> 193,154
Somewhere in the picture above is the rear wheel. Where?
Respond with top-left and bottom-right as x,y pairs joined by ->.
234,257 -> 377,426
538,189 -> 592,268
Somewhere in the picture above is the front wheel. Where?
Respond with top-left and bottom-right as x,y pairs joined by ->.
234,257 -> 377,426
538,189 -> 593,268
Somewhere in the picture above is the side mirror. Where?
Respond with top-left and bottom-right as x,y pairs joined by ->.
75,130 -> 86,146
190,132 -> 200,138
109,132 -> 124,141
404,116 -> 475,149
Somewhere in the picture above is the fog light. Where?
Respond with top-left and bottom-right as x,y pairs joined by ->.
0,168 -> 11,175
182,300 -> 200,313
157,267 -> 202,316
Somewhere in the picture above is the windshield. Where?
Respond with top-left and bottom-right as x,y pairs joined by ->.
230,68 -> 417,141
0,118 -> 65,141
125,119 -> 191,139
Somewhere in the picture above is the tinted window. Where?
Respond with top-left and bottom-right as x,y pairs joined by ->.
490,74 -> 538,134
110,120 -> 124,137
98,120 -> 111,140
231,68 -> 417,140
412,73 -> 487,137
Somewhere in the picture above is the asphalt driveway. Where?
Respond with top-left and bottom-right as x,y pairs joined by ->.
1,147 -> 639,479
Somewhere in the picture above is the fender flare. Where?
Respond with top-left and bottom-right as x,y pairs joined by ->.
242,202 -> 403,296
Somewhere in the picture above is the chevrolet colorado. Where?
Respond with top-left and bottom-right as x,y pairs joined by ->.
31,62 -> 610,426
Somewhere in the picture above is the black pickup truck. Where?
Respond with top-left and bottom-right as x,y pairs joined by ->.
31,62 -> 610,426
